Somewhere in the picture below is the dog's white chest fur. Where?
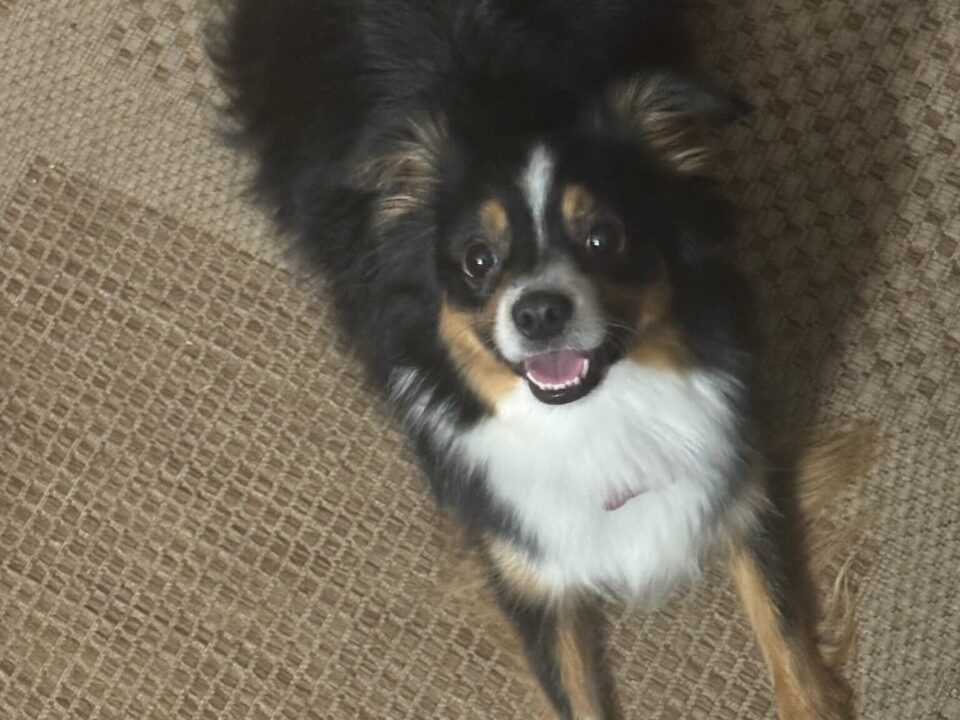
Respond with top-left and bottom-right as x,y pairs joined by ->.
457,362 -> 742,605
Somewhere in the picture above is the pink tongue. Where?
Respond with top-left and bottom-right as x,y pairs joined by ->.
523,351 -> 588,386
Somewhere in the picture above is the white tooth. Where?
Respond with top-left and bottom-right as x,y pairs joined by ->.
528,373 -> 586,392
580,360 -> 590,378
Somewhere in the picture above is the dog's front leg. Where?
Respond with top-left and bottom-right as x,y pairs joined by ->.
730,513 -> 852,720
486,540 -> 613,720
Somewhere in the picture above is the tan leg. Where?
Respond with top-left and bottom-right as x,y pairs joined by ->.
485,538 -> 615,720
730,536 -> 852,719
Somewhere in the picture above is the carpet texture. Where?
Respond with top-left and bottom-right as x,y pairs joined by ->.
1,1 -> 958,718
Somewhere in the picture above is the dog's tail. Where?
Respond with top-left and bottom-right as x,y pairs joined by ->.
793,422 -> 880,669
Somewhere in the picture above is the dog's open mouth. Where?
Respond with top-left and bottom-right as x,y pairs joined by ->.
522,348 -> 604,405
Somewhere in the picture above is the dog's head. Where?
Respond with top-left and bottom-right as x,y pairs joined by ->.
362,73 -> 748,410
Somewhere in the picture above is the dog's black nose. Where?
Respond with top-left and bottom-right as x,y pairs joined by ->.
512,291 -> 573,340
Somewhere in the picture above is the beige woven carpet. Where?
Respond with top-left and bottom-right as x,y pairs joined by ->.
1,1 -> 958,718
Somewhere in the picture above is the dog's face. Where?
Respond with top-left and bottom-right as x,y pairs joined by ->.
363,73 -> 743,410
437,139 -> 686,408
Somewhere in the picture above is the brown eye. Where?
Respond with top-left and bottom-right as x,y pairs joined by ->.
463,241 -> 498,279
584,221 -> 626,259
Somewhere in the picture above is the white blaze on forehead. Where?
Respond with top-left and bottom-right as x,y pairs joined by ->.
519,144 -> 555,250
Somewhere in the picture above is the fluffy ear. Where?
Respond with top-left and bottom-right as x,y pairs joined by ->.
354,115 -> 448,228
606,71 -> 750,175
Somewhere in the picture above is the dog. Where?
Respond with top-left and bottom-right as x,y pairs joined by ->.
211,1 -> 852,717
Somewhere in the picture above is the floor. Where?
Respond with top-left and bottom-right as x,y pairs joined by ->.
1,1 -> 958,718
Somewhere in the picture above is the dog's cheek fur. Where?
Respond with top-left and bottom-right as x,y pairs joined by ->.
598,276 -> 689,373
439,299 -> 521,413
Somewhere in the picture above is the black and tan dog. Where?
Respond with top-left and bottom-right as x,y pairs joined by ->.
211,1 -> 855,717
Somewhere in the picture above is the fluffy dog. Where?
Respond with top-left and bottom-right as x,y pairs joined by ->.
212,1 -> 851,717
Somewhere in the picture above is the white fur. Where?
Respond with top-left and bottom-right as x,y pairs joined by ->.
389,367 -> 459,448
455,362 -> 746,606
519,145 -> 554,251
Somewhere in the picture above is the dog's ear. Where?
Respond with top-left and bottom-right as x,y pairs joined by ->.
355,114 -> 448,228
605,72 -> 750,175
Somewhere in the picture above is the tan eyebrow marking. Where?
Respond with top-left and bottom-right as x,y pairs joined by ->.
478,199 -> 510,239
561,184 -> 598,240
561,184 -> 595,221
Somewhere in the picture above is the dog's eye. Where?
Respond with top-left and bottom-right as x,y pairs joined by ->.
584,222 -> 626,260
463,241 -> 498,279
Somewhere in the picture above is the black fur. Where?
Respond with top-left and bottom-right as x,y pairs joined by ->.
212,0 -> 755,518
210,1 -> 771,714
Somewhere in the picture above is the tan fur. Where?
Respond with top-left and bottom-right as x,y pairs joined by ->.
608,78 -> 713,175
485,536 -> 551,604
479,198 -> 511,238
793,423 -> 880,670
627,324 -> 688,371
815,559 -> 858,671
596,277 -> 688,372
793,423 -> 879,525
561,184 -> 599,239
356,116 -> 447,227
730,543 -> 852,719
556,609 -> 604,720
439,301 -> 521,411
728,427 -> 879,719
486,535 -> 606,720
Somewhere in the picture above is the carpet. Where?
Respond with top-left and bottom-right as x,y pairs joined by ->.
1,1 -> 958,718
